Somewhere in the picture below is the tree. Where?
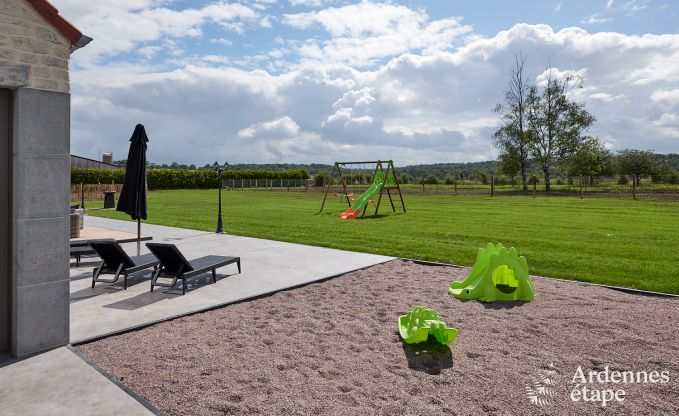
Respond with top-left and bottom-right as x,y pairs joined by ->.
564,137 -> 613,183
497,146 -> 522,187
314,172 -> 329,187
526,69 -> 595,191
653,160 -> 674,183
616,149 -> 654,185
493,53 -> 532,191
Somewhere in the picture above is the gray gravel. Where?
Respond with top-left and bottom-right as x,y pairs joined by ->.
77,260 -> 679,415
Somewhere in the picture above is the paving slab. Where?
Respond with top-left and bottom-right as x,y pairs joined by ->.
0,347 -> 153,416
70,216 -> 394,343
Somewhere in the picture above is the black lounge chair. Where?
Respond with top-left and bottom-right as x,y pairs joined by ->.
146,243 -> 241,295
70,236 -> 153,266
89,240 -> 160,289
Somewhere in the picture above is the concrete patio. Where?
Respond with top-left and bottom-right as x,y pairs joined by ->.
0,216 -> 393,415
70,216 -> 394,343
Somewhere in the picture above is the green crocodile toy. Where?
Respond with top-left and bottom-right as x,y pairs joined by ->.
398,306 -> 458,346
449,242 -> 535,302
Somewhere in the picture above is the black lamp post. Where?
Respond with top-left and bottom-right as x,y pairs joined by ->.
215,162 -> 228,233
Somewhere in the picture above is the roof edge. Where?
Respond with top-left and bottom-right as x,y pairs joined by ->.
25,0 -> 85,46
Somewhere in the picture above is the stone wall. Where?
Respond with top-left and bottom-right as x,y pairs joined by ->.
0,0 -> 71,93
11,87 -> 71,356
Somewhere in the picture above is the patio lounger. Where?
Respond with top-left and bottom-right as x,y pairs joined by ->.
70,236 -> 153,266
146,243 -> 241,295
89,240 -> 160,289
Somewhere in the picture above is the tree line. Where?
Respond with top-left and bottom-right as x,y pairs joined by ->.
492,53 -> 678,190
71,168 -> 308,189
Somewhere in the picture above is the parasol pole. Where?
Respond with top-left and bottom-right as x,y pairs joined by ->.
137,218 -> 141,256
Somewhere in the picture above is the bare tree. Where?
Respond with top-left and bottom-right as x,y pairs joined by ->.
526,69 -> 595,191
493,53 -> 532,191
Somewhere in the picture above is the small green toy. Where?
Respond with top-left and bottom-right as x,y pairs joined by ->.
398,307 -> 458,345
449,242 -> 535,303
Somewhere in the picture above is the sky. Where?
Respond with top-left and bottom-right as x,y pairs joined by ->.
53,0 -> 679,166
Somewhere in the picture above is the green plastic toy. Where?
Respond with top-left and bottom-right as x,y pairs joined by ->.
398,306 -> 458,345
449,242 -> 535,302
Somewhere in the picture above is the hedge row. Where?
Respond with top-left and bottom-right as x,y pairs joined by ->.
71,168 -> 308,189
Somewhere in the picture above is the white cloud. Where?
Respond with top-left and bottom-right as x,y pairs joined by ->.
283,2 -> 472,66
62,2 -> 679,165
289,0 -> 335,7
54,1 -> 259,66
621,0 -> 650,12
651,89 -> 679,103
210,38 -> 234,46
137,45 -> 161,59
238,116 -> 301,139
554,3 -> 562,12
581,13 -> 612,24
607,0 -> 614,8
589,92 -> 626,102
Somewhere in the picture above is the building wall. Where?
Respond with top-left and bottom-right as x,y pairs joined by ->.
11,87 -> 70,356
0,0 -> 74,357
71,155 -> 122,171
0,0 -> 72,93
0,89 -> 10,353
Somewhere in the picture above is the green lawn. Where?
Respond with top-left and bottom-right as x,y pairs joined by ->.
85,189 -> 679,294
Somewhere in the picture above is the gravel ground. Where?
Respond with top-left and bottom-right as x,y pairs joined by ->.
77,260 -> 679,416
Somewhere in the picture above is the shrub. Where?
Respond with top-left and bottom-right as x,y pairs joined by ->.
314,172 -> 329,187
618,175 -> 628,185
424,175 -> 439,185
71,168 -> 308,190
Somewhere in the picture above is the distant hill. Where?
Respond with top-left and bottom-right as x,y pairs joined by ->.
654,153 -> 679,169
224,161 -> 499,178
397,161 -> 498,179
171,153 -> 679,179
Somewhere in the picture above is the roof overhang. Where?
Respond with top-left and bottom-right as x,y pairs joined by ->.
25,0 -> 91,53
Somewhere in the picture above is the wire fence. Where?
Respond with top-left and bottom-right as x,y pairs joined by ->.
313,174 -> 679,200
70,183 -> 122,201
221,178 -> 310,190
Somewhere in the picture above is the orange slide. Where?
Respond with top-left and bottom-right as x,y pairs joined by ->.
339,208 -> 360,219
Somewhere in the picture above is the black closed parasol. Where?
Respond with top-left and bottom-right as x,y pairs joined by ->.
116,124 -> 149,255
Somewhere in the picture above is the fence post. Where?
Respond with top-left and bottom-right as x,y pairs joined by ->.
490,176 -> 494,197
421,179 -> 425,192
632,174 -> 637,200
579,176 -> 583,199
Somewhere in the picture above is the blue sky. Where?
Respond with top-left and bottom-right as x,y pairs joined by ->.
54,0 -> 679,165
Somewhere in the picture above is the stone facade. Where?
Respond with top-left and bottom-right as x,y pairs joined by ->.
0,0 -> 82,357
0,0 -> 72,93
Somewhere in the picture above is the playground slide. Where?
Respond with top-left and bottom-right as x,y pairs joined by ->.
339,180 -> 383,219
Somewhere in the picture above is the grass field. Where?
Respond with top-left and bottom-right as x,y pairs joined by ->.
84,189 -> 679,294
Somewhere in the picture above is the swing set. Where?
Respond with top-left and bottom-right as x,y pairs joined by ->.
319,160 -> 406,219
